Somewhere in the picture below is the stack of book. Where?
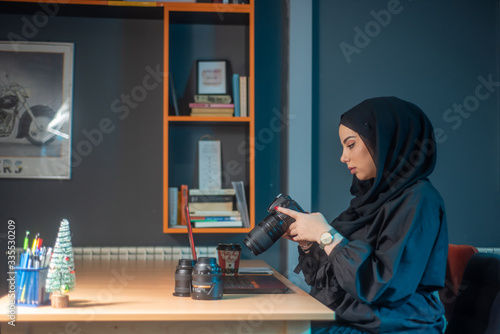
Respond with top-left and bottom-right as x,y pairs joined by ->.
189,210 -> 242,228
188,188 -> 243,228
189,103 -> 234,117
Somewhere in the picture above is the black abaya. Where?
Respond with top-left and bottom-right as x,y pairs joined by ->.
296,97 -> 448,334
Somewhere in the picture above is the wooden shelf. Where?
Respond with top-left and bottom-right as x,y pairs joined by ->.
167,116 -> 251,122
164,226 -> 253,234
164,2 -> 255,234
161,3 -> 252,13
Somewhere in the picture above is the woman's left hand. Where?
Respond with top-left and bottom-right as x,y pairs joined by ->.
275,206 -> 332,244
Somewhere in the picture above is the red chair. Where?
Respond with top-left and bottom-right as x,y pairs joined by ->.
439,244 -> 478,321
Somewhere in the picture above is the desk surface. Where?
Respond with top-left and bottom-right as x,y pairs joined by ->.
1,259 -> 334,323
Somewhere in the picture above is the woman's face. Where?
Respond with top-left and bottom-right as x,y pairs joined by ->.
339,124 -> 376,180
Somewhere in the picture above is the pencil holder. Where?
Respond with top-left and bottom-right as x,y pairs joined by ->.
14,267 -> 50,307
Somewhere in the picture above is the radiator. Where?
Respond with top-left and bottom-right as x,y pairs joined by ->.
476,247 -> 500,255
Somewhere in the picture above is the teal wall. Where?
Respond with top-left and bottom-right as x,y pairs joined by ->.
310,0 -> 500,246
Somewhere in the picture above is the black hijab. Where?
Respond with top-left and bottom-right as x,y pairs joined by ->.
332,96 -> 437,237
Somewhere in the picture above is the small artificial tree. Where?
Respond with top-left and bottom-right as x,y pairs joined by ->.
45,219 -> 76,308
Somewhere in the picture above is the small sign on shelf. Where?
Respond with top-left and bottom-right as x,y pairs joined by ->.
198,136 -> 221,190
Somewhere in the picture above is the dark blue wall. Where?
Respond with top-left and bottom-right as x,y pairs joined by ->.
312,0 -> 500,246
0,2 -> 284,270
254,0 -> 286,267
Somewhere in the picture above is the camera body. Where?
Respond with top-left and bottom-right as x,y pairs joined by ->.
244,194 -> 305,256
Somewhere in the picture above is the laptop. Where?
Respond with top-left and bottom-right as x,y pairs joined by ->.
184,205 -> 289,294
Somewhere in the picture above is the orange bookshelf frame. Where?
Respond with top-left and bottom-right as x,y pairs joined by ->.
2,0 -> 251,11
163,2 -> 255,234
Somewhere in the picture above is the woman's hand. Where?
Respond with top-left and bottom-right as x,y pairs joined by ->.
276,206 -> 332,244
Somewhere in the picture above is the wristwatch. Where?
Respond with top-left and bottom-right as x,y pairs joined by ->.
319,229 -> 337,249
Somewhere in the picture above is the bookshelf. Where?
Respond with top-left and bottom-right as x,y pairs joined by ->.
2,0 -> 255,235
164,2 -> 255,234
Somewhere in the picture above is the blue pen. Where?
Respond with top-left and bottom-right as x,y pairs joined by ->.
20,250 -> 29,274
19,252 -> 25,268
21,250 -> 28,268
19,250 -> 31,303
27,251 -> 32,269
16,253 -> 25,301
26,270 -> 34,304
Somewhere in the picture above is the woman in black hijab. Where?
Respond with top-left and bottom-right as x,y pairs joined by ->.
277,97 -> 448,333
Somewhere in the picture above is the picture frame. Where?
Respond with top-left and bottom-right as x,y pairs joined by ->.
197,60 -> 228,95
0,41 -> 74,179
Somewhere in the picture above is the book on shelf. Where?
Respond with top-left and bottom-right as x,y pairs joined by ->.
188,188 -> 235,212
189,103 -> 234,108
232,74 -> 240,117
189,194 -> 235,203
192,220 -> 243,228
190,215 -> 241,221
189,103 -> 234,117
189,207 -> 242,228
178,184 -> 189,225
194,94 -> 232,104
190,113 -> 233,117
239,76 -> 247,117
190,188 -> 236,195
189,202 -> 233,211
190,107 -> 234,113
168,187 -> 179,227
189,210 -> 241,216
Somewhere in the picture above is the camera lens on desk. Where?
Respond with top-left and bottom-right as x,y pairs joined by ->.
173,259 -> 196,297
191,257 -> 223,300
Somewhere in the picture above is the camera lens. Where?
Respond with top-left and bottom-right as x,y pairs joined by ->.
244,194 -> 305,256
173,259 -> 196,297
191,257 -> 223,300
244,213 -> 289,256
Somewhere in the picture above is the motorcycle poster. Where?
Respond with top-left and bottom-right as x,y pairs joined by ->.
0,41 -> 73,179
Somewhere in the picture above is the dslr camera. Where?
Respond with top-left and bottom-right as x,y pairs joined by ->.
244,194 -> 305,255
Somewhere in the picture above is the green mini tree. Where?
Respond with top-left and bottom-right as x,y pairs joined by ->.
45,219 -> 76,300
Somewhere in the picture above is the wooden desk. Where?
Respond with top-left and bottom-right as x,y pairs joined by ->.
1,259 -> 334,333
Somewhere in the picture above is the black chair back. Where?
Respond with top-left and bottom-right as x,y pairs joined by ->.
445,252 -> 500,334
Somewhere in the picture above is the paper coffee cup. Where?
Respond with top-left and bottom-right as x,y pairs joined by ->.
217,243 -> 241,276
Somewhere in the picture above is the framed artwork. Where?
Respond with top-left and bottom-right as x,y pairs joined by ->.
197,60 -> 228,95
0,41 -> 74,179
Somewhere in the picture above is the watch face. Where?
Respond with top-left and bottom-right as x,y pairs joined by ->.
320,232 -> 332,245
